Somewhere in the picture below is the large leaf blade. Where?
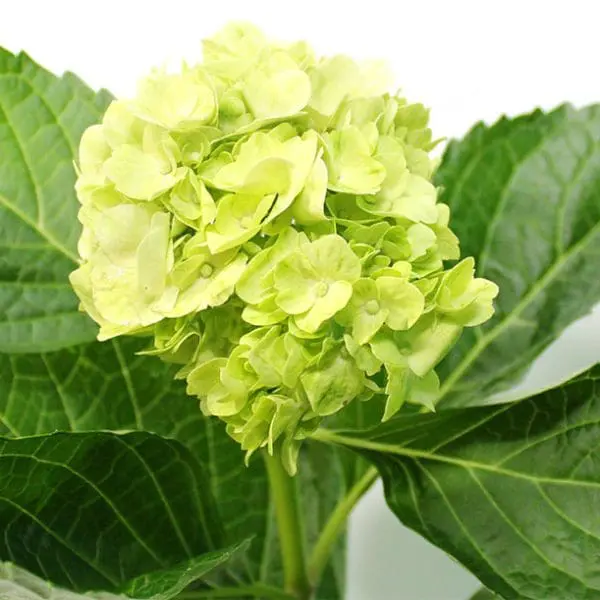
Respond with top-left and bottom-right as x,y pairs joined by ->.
0,549 -> 249,600
0,431 -> 229,594
0,338 -> 346,598
316,365 -> 600,600
0,339 -> 267,580
435,104 -> 600,406
0,48 -> 110,353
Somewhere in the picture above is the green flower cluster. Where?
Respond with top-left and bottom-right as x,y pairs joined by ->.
71,22 -> 498,474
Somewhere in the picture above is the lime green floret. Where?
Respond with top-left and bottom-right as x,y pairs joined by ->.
70,22 -> 498,474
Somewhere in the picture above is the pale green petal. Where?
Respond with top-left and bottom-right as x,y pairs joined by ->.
104,126 -> 182,200
306,234 -> 362,281
324,127 -> 386,195
102,100 -> 145,148
274,253 -> 318,315
383,366 -> 438,419
168,252 -> 247,316
326,193 -> 375,223
309,55 -> 359,117
436,257 -> 499,326
267,395 -> 304,455
247,327 -> 286,387
374,134 -> 408,200
383,365 -> 411,421
173,126 -> 221,166
346,278 -> 386,345
211,130 -> 290,193
136,212 -> 173,303
290,156 -> 328,224
267,132 -> 319,221
398,314 -> 463,376
282,333 -> 309,387
352,308 -> 387,346
242,296 -> 287,326
394,174 -> 438,223
79,203 -> 176,330
133,68 -> 217,130
197,151 -> 234,188
187,357 -> 225,400
244,67 -> 311,119
203,21 -> 266,61
345,222 -> 390,246
407,223 -> 437,260
163,170 -> 216,230
69,263 -> 139,341
377,277 -> 424,331
104,144 -> 179,200
343,334 -> 382,376
358,172 -> 438,223
287,317 -> 329,339
409,369 -> 440,411
236,228 -> 307,305
369,332 -> 407,367
205,193 -> 275,253
78,124 -> 111,184
300,348 -> 364,416
381,226 -> 412,261
294,280 -> 353,333
215,154 -> 293,195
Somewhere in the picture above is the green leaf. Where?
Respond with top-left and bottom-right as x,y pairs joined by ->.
0,48 -> 111,353
0,431 -> 234,594
0,339 -> 267,582
120,541 -> 249,599
316,365 -> 600,600
435,104 -> 600,407
0,339 -> 345,598
469,589 -> 502,600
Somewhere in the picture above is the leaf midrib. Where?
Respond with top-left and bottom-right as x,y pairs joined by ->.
438,217 -> 600,403
0,192 -> 77,263
0,449 -> 165,568
314,429 -> 600,490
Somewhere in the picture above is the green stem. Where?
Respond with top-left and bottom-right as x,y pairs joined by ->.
308,466 -> 379,584
177,583 -> 294,599
263,452 -> 312,600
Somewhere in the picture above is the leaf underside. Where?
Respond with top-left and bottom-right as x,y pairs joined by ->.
326,364 -> 600,600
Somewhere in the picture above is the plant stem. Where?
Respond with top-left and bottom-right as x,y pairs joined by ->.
263,452 -> 312,600
308,466 -> 379,584
176,583 -> 295,599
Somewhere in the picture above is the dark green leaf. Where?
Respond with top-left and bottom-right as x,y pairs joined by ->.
0,48 -> 110,353
435,104 -> 600,407
120,541 -> 249,599
469,589 -> 502,600
0,338 -> 267,583
0,339 -> 345,597
0,431 -> 233,594
317,365 -> 600,600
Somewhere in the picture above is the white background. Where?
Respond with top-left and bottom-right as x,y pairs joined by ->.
2,1 -> 600,598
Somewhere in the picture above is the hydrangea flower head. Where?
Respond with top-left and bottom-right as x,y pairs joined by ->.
71,22 -> 498,474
